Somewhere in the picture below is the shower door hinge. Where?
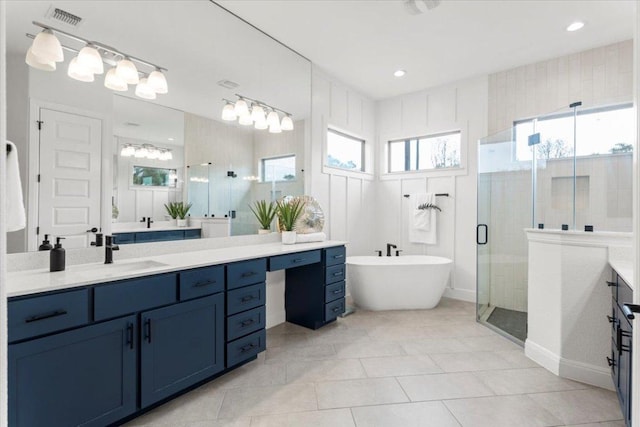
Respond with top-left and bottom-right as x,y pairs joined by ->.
36,226 -> 40,235
37,120 -> 44,130
37,174 -> 40,183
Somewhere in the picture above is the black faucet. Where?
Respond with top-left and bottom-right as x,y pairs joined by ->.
104,235 -> 119,264
374,250 -> 382,257
386,243 -> 397,257
147,217 -> 153,229
90,233 -> 103,247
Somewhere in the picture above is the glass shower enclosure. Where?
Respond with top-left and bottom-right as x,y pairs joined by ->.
477,102 -> 634,343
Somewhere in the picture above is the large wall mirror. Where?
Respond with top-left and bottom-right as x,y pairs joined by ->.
5,0 -> 311,253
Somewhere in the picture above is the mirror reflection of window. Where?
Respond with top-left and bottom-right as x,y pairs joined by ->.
132,166 -> 178,188
262,155 -> 296,182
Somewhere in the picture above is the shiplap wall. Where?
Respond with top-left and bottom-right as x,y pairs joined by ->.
308,68 -> 377,259
375,76 -> 489,301
489,39 -> 633,135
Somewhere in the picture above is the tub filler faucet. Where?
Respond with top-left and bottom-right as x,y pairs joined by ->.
386,243 -> 397,257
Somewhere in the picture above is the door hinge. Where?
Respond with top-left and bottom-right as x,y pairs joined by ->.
37,120 -> 44,130
37,174 -> 41,183
36,226 -> 40,235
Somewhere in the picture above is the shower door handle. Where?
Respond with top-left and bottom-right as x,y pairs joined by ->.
477,224 -> 488,245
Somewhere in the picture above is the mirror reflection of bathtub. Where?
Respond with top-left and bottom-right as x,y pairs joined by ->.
346,255 -> 452,310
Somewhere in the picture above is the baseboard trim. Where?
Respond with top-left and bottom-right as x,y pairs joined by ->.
443,288 -> 476,303
525,339 -> 614,390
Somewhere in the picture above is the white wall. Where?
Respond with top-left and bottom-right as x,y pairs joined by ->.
308,67 -> 377,261
375,76 -> 489,301
1,2 -> 9,423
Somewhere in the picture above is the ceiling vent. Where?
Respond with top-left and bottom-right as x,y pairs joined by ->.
217,79 -> 240,90
45,6 -> 83,27
124,122 -> 141,127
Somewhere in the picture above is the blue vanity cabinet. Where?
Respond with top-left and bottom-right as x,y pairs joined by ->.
140,293 -> 225,408
8,315 -> 137,427
114,229 -> 202,245
609,270 -> 633,427
280,246 -> 346,330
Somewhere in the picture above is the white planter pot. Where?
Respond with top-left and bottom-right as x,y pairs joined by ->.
281,231 -> 296,245
258,229 -> 271,235
177,219 -> 188,227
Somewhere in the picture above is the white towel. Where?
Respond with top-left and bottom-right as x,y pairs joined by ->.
409,193 -> 437,244
6,141 -> 26,232
295,232 -> 326,243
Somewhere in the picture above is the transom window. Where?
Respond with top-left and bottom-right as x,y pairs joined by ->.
261,155 -> 296,182
326,128 -> 365,172
388,131 -> 461,173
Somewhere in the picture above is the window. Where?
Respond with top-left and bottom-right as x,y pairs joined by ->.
261,155 -> 296,182
514,104 -> 634,161
327,128 -> 365,171
388,131 -> 461,173
132,166 -> 177,187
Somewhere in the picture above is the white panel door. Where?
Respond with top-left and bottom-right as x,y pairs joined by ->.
38,108 -> 102,249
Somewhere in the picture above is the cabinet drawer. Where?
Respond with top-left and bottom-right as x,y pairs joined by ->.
325,264 -> 346,284
184,229 -> 201,239
8,289 -> 89,343
325,281 -> 345,303
227,306 -> 265,341
227,282 -> 265,316
114,233 -> 135,245
618,274 -> 633,307
227,259 -> 266,290
136,230 -> 184,243
269,250 -> 321,271
94,274 -> 177,321
325,246 -> 346,266
179,265 -> 224,300
325,298 -> 345,321
227,329 -> 266,367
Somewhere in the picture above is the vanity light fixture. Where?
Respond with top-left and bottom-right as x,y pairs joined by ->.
221,94 -> 294,132
121,143 -> 173,161
25,21 -> 168,99
566,21 -> 584,32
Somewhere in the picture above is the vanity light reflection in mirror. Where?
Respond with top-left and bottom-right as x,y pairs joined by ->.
5,0 -> 311,253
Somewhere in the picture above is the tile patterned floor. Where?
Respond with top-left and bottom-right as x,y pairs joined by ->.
124,298 -> 623,427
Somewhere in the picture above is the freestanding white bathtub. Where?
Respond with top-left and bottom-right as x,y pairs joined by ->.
346,255 -> 452,310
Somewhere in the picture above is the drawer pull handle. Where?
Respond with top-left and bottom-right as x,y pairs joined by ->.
240,343 -> 256,353
127,323 -> 134,350
241,295 -> 255,302
241,271 -> 257,278
144,319 -> 152,343
25,309 -> 67,323
333,254 -> 344,259
241,319 -> 255,327
333,289 -> 342,294
607,356 -> 616,367
332,306 -> 341,313
333,271 -> 343,277
194,280 -> 216,288
292,258 -> 305,263
606,281 -> 617,287
607,315 -> 616,323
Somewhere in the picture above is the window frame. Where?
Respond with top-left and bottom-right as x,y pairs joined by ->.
387,130 -> 462,173
326,127 -> 366,173
260,154 -> 297,183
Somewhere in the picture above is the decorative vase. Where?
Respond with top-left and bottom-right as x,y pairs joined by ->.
258,229 -> 271,235
177,219 -> 187,227
281,230 -> 296,244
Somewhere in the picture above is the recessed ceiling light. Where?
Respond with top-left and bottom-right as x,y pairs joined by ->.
168,137 -> 174,141
566,22 -> 584,32
394,69 -> 406,78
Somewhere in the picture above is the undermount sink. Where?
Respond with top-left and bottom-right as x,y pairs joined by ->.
71,260 -> 169,275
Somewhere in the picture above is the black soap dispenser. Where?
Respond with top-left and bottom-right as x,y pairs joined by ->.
50,237 -> 66,272
38,234 -> 53,251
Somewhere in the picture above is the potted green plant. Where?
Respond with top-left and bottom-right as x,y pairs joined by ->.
175,202 -> 192,227
276,198 -> 305,244
164,202 -> 180,225
249,200 -> 277,234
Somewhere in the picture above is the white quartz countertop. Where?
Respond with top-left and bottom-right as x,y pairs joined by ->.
7,240 -> 346,298
609,246 -> 634,291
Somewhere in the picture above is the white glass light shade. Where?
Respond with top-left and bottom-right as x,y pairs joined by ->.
26,47 -> 56,71
104,68 -> 128,91
147,70 -> 168,94
221,103 -> 237,121
269,121 -> 282,134
31,29 -> 64,63
254,119 -> 268,130
266,110 -> 280,127
116,58 -> 139,85
147,147 -> 160,160
238,113 -> 253,126
281,115 -> 294,131
134,147 -> 148,158
135,78 -> 157,100
120,145 -> 135,157
234,98 -> 249,117
67,57 -> 94,82
251,104 -> 265,122
165,150 -> 173,160
77,45 -> 104,74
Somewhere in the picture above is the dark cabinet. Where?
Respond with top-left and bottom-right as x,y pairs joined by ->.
114,229 -> 201,245
140,293 -> 225,408
609,270 -> 633,427
8,315 -> 137,427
